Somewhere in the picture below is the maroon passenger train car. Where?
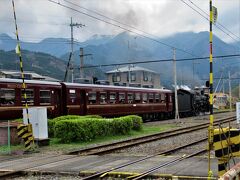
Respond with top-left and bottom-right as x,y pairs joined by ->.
0,78 -> 62,120
61,82 -> 173,119
0,78 -> 173,120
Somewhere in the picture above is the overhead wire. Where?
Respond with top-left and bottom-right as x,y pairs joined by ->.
63,0 -> 167,43
180,0 -> 240,45
48,0 -> 198,57
79,54 -> 240,69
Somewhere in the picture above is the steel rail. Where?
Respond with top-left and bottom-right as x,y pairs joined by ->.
129,149 -> 207,180
69,116 -> 235,155
81,139 -> 208,180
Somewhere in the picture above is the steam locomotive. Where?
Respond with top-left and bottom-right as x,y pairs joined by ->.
0,78 -> 209,120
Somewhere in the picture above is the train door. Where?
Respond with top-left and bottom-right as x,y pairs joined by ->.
53,89 -> 61,117
79,90 -> 86,115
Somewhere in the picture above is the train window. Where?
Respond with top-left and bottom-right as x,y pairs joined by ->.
69,89 -> 76,103
110,92 -> 116,104
0,88 -> 15,106
100,92 -> 107,104
149,93 -> 154,103
142,93 -> 148,103
119,93 -> 125,104
21,89 -> 34,105
169,95 -> 172,103
128,93 -> 133,104
155,93 -> 160,103
135,93 -> 141,103
88,92 -> 96,104
40,90 -> 51,105
161,94 -> 165,102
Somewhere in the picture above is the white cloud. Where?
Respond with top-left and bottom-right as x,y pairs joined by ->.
0,0 -> 239,43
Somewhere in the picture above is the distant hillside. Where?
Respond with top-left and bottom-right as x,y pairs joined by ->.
0,50 -> 105,80
0,33 -> 113,57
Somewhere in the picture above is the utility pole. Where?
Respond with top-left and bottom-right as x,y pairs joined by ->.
173,48 -> 179,120
229,71 -> 232,111
69,17 -> 84,82
79,48 -> 92,78
128,40 -> 131,86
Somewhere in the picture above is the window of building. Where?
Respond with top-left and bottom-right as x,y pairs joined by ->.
143,72 -> 148,81
128,93 -> 134,104
112,73 -> 121,82
135,93 -> 141,103
21,89 -> 34,105
142,93 -> 148,103
100,92 -> 107,104
155,93 -> 160,103
149,93 -> 154,103
110,92 -> 116,104
119,93 -> 125,104
88,92 -> 96,104
127,72 -> 136,82
0,88 -> 15,106
40,90 -> 51,105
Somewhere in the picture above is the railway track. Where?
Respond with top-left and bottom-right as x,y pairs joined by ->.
127,149 -> 207,180
69,116 -> 235,155
81,138 -> 208,179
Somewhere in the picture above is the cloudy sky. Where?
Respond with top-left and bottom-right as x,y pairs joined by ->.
1,0 -> 240,43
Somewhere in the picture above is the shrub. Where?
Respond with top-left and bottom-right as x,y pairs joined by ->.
54,118 -> 109,143
125,115 -> 143,131
53,115 -> 142,143
112,117 -> 133,135
48,115 -> 102,137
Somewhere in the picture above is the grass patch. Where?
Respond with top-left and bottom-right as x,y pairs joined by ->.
0,144 -> 25,155
42,124 -> 178,153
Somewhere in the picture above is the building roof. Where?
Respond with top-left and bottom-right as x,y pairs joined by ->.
106,66 -> 158,74
0,70 -> 59,81
0,70 -> 44,79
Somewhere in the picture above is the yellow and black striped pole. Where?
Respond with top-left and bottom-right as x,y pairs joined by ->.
12,0 -> 35,150
12,0 -> 30,124
208,0 -> 214,177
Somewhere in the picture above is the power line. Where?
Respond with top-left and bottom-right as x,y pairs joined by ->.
48,0 -> 197,57
187,0 -> 240,41
80,54 -> 240,69
180,0 -> 240,45
63,0 -> 167,43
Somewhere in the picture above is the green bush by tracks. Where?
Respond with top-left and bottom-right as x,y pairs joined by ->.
48,115 -> 102,137
124,115 -> 143,131
53,115 -> 143,143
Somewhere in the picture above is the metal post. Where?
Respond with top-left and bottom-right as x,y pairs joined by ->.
208,0 -> 214,177
8,120 -> 10,154
173,48 -> 179,120
80,48 -> 84,78
229,71 -> 232,112
70,17 -> 74,83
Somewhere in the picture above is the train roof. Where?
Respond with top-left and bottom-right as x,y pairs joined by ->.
0,78 -> 172,93
0,78 -> 61,86
63,82 -> 172,93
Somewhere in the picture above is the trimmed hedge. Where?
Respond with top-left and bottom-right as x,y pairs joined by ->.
124,115 -> 143,131
54,115 -> 143,143
48,115 -> 102,137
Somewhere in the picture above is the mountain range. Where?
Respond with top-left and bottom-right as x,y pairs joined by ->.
0,31 -> 239,89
